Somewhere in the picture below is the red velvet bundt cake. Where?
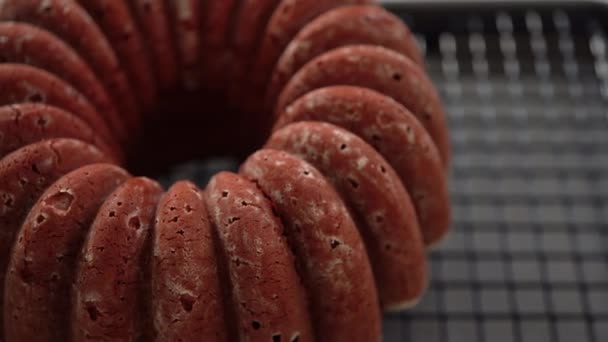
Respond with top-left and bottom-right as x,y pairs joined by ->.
0,0 -> 451,341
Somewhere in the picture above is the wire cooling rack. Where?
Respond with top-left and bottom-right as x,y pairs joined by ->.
382,3 -> 608,342
159,3 -> 608,341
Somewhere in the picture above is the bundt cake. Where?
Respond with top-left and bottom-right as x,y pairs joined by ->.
0,0 -> 451,341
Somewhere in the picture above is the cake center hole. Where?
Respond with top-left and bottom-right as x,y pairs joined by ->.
126,89 -> 263,185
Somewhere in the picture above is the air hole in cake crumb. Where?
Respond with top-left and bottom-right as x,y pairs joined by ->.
35,214 -> 46,225
2,193 -> 14,208
109,211 -> 116,218
392,73 -> 402,81
185,204 -> 193,213
45,191 -> 74,213
340,144 -> 347,150
18,178 -> 27,187
380,165 -> 386,173
375,215 -> 384,224
272,334 -> 282,342
128,216 -> 141,230
293,224 -> 301,233
330,239 -> 341,249
241,201 -> 248,206
86,304 -> 100,321
20,266 -> 32,283
41,4 -> 53,13
36,117 -> 48,127
302,170 -> 310,176
414,193 -> 425,201
228,217 -> 240,224
222,191 -> 229,198
180,294 -> 195,312
347,178 -> 359,189
27,92 -> 44,103
252,320 -> 261,330
117,202 -> 123,207
95,9 -> 106,19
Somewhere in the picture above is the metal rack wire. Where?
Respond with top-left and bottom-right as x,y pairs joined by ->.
160,4 -> 608,341
382,4 -> 608,342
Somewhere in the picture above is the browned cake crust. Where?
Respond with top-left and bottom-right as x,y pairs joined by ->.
240,149 -> 382,342
0,2 -> 451,340
168,0 -> 202,90
275,45 -> 451,167
232,0 -> 281,58
151,181 -> 229,342
0,0 -> 140,132
71,177 -> 163,341
251,0 -> 372,90
274,86 -> 451,246
79,0 -> 157,111
206,172 -> 314,342
266,121 -> 428,309
0,22 -> 127,143
226,0 -> 282,107
0,104 -> 115,160
267,4 -> 423,109
0,63 -> 119,151
129,0 -> 178,89
0,139 -> 111,337
199,0 -> 238,93
4,164 -> 129,341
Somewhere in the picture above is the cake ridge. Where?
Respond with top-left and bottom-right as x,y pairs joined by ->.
0,1 -> 451,340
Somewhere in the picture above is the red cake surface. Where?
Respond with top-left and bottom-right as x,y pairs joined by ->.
266,4 -> 423,109
0,0 -> 141,129
0,1 -> 450,341
275,45 -> 451,166
72,177 -> 162,341
151,181 -> 228,341
241,149 -> 382,341
274,86 -> 450,246
4,164 -> 129,341
79,0 -> 156,111
0,22 -> 126,142
266,121 -> 427,308
0,103 -> 113,159
0,64 -> 117,151
206,172 -> 314,341
0,140 -> 111,333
